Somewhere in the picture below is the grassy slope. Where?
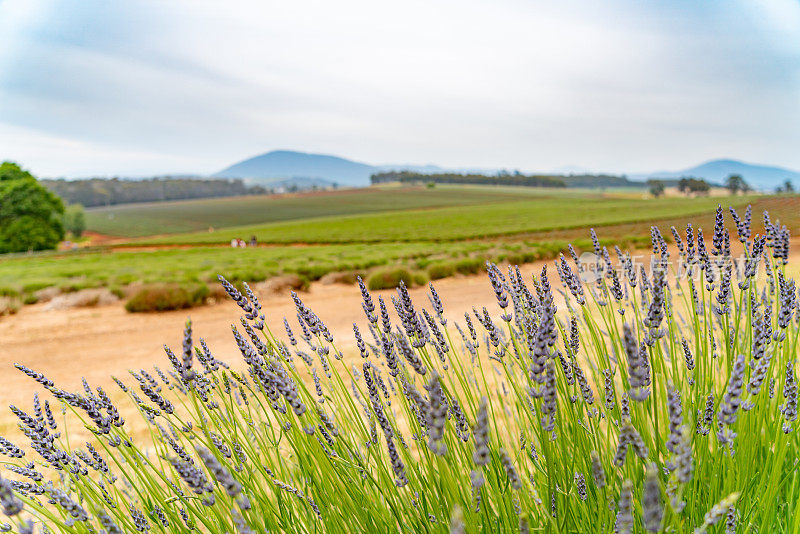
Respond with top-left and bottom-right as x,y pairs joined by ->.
85,185 -> 561,237
0,242 -> 491,292
141,194 -> 758,245
2,187 -> 796,296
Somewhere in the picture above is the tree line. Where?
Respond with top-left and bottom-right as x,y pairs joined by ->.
42,177 -> 271,208
646,174 -> 795,198
371,170 -> 652,189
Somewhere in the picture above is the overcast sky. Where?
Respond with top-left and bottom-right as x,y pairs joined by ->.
1,0 -> 799,177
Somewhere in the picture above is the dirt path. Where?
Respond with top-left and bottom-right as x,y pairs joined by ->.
3,241 -> 798,422
0,264 -> 521,411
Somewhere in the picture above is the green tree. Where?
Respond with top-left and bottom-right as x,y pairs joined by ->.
63,204 -> 87,238
647,179 -> 665,198
784,179 -> 794,193
689,178 -> 710,195
0,162 -> 65,253
725,174 -> 748,195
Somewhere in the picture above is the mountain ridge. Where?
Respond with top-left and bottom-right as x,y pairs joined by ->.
214,150 -> 800,190
639,158 -> 800,190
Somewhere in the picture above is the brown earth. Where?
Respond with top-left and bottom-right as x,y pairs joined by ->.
2,241 -> 798,431
0,263 -> 512,414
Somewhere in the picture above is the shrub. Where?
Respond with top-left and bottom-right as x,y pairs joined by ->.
108,286 -> 126,299
262,274 -> 310,293
0,286 -> 19,297
222,268 -> 271,283
294,264 -> 331,281
427,261 -> 455,280
504,253 -> 525,265
367,267 -> 414,290
454,256 -> 483,275
2,205 -> 798,532
125,283 -> 209,313
21,281 -> 51,293
62,203 -> 87,237
0,296 -> 19,316
22,293 -> 38,305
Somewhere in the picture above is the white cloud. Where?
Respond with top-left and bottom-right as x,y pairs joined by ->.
1,0 -> 799,175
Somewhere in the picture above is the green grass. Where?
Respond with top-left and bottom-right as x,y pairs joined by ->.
86,185 -> 567,237
139,194 -> 759,245
4,187 -> 797,305
0,241 -> 535,294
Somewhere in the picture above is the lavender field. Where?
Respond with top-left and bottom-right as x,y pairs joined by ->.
1,205 -> 798,532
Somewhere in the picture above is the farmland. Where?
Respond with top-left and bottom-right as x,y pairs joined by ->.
1,185 -> 798,309
139,192 -> 759,245
84,185 -> 552,237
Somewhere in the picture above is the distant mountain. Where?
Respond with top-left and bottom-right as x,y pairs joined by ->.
643,159 -> 800,190
215,150 -> 377,186
215,151 -> 799,191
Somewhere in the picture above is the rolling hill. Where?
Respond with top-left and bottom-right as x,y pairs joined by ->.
644,159 -> 800,190
215,150 -> 376,186
214,151 -> 800,191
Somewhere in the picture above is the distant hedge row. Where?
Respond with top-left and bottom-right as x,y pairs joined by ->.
371,171 -> 567,188
370,171 -> 644,188
42,177 -> 270,207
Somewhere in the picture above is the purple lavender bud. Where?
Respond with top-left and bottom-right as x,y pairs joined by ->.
671,226 -> 685,255
428,283 -> 447,325
13,364 -> 53,388
778,272 -> 797,330
665,385 -> 683,453
472,398 -> 490,467
357,275 -> 377,324
353,323 -> 370,358
729,206 -> 750,243
642,463 -> 664,532
681,338 -> 695,372
0,437 -> 24,459
590,450 -> 606,488
283,317 -> 298,346
197,446 -> 241,497
425,374 -> 448,455
686,223 -> 696,264
614,423 -> 649,467
615,480 -> 633,534
603,369 -> 615,411
499,448 -> 522,490
717,354 -> 746,444
394,331 -> 426,375
783,362 -> 797,433
0,477 -> 23,516
712,205 -> 725,255
573,362 -> 595,406
539,361 -> 557,432
574,472 -> 587,501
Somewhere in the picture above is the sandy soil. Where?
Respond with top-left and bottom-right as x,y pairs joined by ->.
2,239 -> 798,426
0,264 -> 519,411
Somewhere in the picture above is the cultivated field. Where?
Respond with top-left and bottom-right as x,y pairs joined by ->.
84,185 -> 549,237
3,186 -> 795,313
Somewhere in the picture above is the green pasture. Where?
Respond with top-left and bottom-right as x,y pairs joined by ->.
2,185 -> 797,305
140,194 -> 758,245
85,185 -> 580,237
